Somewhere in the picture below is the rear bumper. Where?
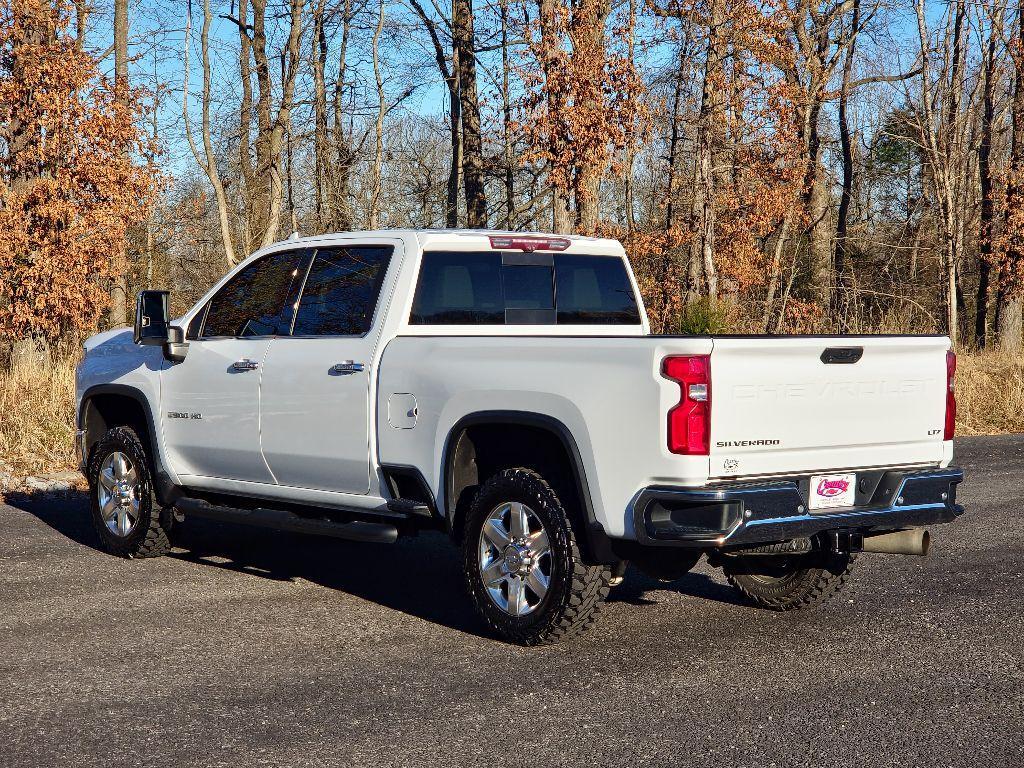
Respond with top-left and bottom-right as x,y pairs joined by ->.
631,467 -> 964,548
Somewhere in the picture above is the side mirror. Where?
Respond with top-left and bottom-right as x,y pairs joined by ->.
134,290 -> 170,346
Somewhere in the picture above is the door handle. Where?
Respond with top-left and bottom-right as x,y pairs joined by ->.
820,347 -> 863,364
231,359 -> 259,371
331,360 -> 365,375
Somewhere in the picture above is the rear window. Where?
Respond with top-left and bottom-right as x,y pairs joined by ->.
409,251 -> 641,325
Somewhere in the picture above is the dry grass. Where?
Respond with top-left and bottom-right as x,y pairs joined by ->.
0,353 -> 78,476
954,347 -> 1024,436
0,347 -> 1019,476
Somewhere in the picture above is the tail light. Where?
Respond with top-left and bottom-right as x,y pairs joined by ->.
944,349 -> 956,440
663,355 -> 711,455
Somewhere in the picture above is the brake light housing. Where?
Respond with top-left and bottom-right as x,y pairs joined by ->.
944,349 -> 956,440
663,355 -> 711,455
488,235 -> 570,252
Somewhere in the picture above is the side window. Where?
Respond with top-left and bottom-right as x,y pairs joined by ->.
291,246 -> 393,336
201,249 -> 308,338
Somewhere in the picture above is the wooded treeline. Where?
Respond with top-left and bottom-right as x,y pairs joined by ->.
4,0 -> 1024,351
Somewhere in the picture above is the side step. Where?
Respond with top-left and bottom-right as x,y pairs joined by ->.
175,497 -> 399,544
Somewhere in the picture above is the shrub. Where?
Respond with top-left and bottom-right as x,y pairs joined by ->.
0,354 -> 77,475
676,297 -> 735,335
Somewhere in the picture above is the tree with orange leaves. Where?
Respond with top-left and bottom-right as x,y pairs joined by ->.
519,0 -> 649,235
651,0 -> 805,328
0,0 -> 155,347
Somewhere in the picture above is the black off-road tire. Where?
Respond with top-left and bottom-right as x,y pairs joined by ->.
463,468 -> 611,645
87,426 -> 171,559
722,552 -> 856,611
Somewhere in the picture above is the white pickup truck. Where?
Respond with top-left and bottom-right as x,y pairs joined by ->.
76,230 -> 964,645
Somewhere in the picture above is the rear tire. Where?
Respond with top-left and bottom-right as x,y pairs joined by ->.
463,468 -> 611,645
87,426 -> 171,559
722,551 -> 855,610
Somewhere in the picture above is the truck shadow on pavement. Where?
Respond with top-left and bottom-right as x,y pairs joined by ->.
10,490 -> 746,635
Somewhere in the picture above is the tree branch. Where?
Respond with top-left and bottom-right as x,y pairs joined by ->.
849,68 -> 923,90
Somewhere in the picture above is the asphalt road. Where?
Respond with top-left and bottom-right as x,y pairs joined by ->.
1,436 -> 1022,768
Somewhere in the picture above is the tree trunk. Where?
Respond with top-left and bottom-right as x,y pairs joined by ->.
409,0 -> 461,227
500,0 -> 514,229
976,8 -> 999,349
250,0 -> 273,244
312,0 -> 329,231
246,0 -> 303,249
72,0 -> 89,50
999,6 -> 1024,351
538,0 -> 571,234
998,299 -> 1023,353
690,0 -> 725,299
832,0 -> 859,332
806,121 -> 831,308
369,0 -> 386,229
331,0 -> 355,230
453,0 -> 486,227
182,0 -> 237,269
448,41 -> 462,228
110,0 -> 129,326
622,0 -> 637,233
573,0 -> 612,235
237,0 -> 256,252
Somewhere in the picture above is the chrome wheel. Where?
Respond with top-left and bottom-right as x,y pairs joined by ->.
96,451 -> 140,538
478,501 -> 552,617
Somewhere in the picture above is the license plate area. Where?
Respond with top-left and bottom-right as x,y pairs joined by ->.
808,472 -> 857,510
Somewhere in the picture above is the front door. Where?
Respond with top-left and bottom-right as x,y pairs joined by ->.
259,243 -> 396,493
161,248 -> 308,483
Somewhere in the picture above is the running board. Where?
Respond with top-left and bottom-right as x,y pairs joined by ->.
175,497 -> 399,544
385,498 -> 432,518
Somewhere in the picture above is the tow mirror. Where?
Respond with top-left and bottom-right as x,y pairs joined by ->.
134,290 -> 170,346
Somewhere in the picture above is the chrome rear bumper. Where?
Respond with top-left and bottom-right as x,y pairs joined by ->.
631,467 -> 964,548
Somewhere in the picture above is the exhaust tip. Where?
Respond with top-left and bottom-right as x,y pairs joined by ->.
862,528 -> 931,556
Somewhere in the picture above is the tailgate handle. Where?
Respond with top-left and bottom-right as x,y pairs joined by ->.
820,347 -> 863,364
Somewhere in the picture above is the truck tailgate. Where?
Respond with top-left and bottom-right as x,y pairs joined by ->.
708,336 -> 950,479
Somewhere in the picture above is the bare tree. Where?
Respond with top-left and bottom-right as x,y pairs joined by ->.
369,0 -> 387,228
408,0 -> 462,227
453,0 -> 487,226
910,0 -> 975,345
182,0 -> 237,269
109,0 -> 130,325
975,0 -> 1005,348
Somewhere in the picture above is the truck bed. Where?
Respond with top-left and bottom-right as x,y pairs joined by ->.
376,333 -> 953,539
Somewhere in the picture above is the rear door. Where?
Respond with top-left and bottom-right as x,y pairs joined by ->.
708,336 -> 950,479
259,243 -> 396,493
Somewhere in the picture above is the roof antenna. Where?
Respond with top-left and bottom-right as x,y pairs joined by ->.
287,231 -> 301,241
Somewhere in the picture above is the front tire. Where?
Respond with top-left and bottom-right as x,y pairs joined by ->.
463,468 -> 611,645
722,551 -> 855,610
87,426 -> 171,559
